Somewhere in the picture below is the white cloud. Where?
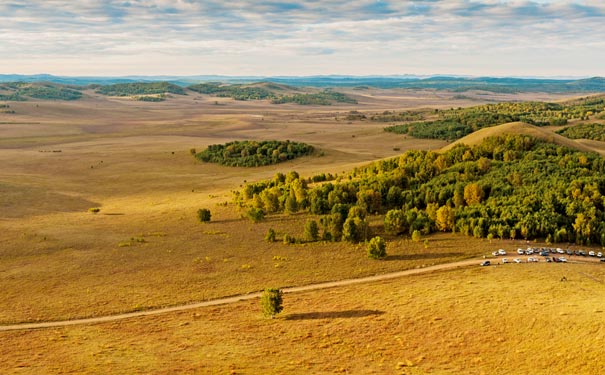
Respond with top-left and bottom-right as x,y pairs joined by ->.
0,0 -> 603,76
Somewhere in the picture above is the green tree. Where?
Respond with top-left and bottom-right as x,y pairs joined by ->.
246,207 -> 265,223
197,208 -> 211,223
260,288 -> 283,318
265,228 -> 276,242
304,219 -> 320,242
411,230 -> 422,242
367,236 -> 387,259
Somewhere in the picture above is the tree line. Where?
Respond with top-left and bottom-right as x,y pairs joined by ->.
234,134 -> 605,246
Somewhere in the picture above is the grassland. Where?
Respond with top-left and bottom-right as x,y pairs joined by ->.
1,262 -> 604,374
2,88 -> 605,373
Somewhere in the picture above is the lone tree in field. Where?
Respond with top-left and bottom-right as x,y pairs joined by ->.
367,236 -> 387,259
260,288 -> 283,318
197,208 -> 211,223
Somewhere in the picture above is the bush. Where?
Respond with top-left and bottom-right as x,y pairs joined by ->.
412,230 -> 422,242
197,208 -> 211,223
304,219 -> 319,242
265,228 -> 276,242
367,236 -> 387,259
246,207 -> 265,223
260,288 -> 283,318
88,207 -> 100,214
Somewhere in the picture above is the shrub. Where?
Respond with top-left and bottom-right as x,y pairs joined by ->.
88,207 -> 100,214
197,208 -> 211,223
265,228 -> 276,242
260,288 -> 283,318
246,207 -> 265,223
304,219 -> 319,242
412,230 -> 422,242
367,236 -> 387,259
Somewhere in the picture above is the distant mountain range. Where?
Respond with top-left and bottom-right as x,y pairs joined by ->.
1,74 -> 605,93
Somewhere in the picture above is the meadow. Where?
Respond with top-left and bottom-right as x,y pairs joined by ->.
1,87 -> 605,373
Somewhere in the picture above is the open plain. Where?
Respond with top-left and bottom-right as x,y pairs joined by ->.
2,88 -> 605,374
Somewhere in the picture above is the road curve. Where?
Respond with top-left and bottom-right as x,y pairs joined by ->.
0,257 -> 567,332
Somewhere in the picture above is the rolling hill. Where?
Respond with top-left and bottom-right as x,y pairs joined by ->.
440,122 -> 596,153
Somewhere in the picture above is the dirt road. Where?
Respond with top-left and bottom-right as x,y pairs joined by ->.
1,256 -> 599,332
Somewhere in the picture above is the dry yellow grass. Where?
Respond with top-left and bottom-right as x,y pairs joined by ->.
1,262 -> 603,374
439,122 -> 596,153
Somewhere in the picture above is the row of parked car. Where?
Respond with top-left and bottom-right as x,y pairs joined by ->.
492,247 -> 604,258
481,247 -> 605,266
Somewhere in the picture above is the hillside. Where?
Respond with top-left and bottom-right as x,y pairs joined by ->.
0,82 -> 83,101
440,122 -> 595,153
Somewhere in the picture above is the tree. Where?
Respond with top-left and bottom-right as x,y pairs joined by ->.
265,228 -> 276,242
260,288 -> 283,318
464,183 -> 484,206
411,230 -> 422,242
197,208 -> 211,223
304,219 -> 319,242
367,236 -> 387,259
435,205 -> 455,232
246,207 -> 265,223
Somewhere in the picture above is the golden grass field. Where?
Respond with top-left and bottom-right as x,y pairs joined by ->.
1,88 -> 605,374
1,262 -> 604,374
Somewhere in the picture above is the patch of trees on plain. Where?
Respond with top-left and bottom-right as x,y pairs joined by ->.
271,90 -> 357,105
0,82 -> 82,101
96,82 -> 186,96
195,140 -> 314,167
188,83 -> 276,100
188,83 -> 357,105
234,134 -> 605,246
557,123 -> 605,142
384,98 -> 605,141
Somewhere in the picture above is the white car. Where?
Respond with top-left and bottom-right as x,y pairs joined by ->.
492,251 -> 499,256
517,248 -> 525,255
525,249 -> 534,255
527,257 -> 539,263
502,258 -> 509,264
598,252 -> 603,258
557,248 -> 564,254
559,257 -> 568,263
514,258 -> 522,263
498,249 -> 507,256
589,251 -> 596,257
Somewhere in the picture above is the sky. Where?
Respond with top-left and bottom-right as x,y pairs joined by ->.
1,0 -> 604,77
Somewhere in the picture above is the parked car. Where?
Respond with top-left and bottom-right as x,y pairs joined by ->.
545,257 -> 552,263
514,258 -> 522,263
601,258 -> 605,263
481,260 -> 491,266
540,251 -> 549,257
527,257 -> 539,262
559,257 -> 568,263
502,258 -> 509,264
525,249 -> 534,255
492,251 -> 499,256
517,248 -> 525,255
598,252 -> 603,258
557,248 -> 564,254
579,250 -> 586,256
589,251 -> 596,257
566,249 -> 573,255
498,249 -> 507,256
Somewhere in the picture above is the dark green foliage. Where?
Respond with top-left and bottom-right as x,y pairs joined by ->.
97,82 -> 185,96
0,82 -> 82,101
235,133 -> 605,246
135,95 -> 166,102
188,83 -> 276,100
246,207 -> 265,223
195,140 -> 314,167
260,288 -> 283,318
272,90 -> 357,105
304,219 -> 319,242
557,123 -> 605,141
367,236 -> 387,259
197,208 -> 211,223
385,99 -> 603,141
265,228 -> 276,242
370,110 -> 425,122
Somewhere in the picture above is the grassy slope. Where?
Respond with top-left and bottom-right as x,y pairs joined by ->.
440,122 -> 596,153
1,262 -> 603,374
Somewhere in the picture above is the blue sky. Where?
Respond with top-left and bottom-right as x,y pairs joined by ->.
1,0 -> 604,77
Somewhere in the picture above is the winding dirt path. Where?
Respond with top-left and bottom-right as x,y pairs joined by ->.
3,256 -> 598,332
